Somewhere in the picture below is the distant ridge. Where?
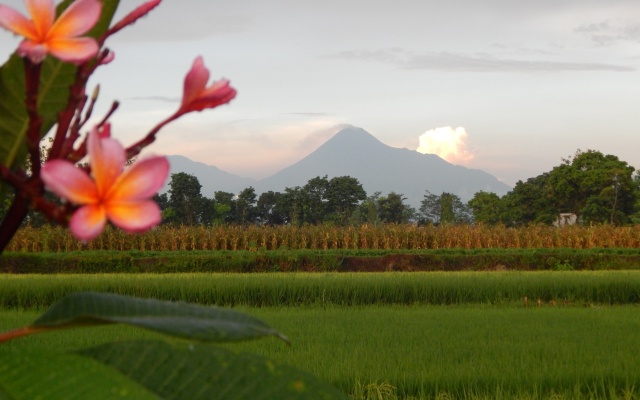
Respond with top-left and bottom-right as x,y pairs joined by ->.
165,126 -> 511,207
254,126 -> 510,207
164,155 -> 256,198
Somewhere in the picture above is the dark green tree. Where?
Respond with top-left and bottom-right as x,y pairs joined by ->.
303,176 -> 330,224
351,192 -> 383,225
213,191 -> 236,225
199,197 -> 217,226
167,173 -> 204,226
419,191 -> 470,225
377,192 -> 414,223
280,186 -> 305,225
325,176 -> 367,225
501,174 -> 556,225
468,191 -> 504,224
256,191 -> 287,225
544,150 -> 636,224
236,187 -> 257,225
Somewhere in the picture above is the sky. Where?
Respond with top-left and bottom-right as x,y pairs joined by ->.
2,0 -> 640,187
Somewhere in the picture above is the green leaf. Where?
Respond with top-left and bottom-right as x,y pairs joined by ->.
0,348 -> 157,399
79,340 -> 349,400
0,0 -> 120,201
32,292 -> 289,343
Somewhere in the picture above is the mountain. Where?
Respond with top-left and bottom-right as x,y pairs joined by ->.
165,127 -> 511,208
253,127 -> 510,207
164,155 -> 256,198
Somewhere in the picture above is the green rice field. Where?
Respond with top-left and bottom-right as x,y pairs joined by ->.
1,272 -> 640,399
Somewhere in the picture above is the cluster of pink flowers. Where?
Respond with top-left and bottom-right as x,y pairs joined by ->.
0,0 -> 236,241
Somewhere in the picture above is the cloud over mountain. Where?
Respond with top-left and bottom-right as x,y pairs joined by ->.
417,127 -> 475,165
166,126 -> 511,208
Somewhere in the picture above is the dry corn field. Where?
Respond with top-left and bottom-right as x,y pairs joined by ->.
8,224 -> 640,252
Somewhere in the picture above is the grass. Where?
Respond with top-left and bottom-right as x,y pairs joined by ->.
1,271 -> 640,308
2,270 -> 640,398
2,304 -> 640,399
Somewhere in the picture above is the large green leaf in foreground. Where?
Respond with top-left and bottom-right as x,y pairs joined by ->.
79,340 -> 348,400
31,292 -> 289,343
0,349 -> 157,399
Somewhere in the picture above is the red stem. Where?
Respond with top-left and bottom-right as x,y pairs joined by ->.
125,112 -> 180,159
24,59 -> 43,175
0,326 -> 47,343
0,197 -> 28,255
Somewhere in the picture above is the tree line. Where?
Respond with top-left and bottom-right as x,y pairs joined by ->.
155,150 -> 640,227
2,148 -> 638,227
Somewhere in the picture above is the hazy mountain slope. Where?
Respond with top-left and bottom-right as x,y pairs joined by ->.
165,155 -> 256,197
164,127 -> 511,208
254,127 -> 510,206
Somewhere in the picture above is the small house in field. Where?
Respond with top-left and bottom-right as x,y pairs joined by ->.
553,213 -> 578,227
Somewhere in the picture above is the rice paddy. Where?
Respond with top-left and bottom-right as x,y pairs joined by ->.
1,271 -> 640,399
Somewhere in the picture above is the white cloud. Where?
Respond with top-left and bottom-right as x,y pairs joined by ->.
416,127 -> 475,165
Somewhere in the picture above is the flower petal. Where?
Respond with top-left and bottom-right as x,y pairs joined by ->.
108,0 -> 161,36
25,0 -> 54,38
50,0 -> 101,37
70,204 -> 107,241
106,201 -> 161,233
0,5 -> 37,38
187,79 -> 237,112
107,156 -> 169,202
46,36 -> 99,64
181,56 -> 209,108
41,160 -> 99,204
17,39 -> 48,63
88,128 -> 126,198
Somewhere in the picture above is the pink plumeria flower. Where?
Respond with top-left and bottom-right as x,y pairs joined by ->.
41,127 -> 169,241
178,56 -> 237,114
0,0 -> 102,64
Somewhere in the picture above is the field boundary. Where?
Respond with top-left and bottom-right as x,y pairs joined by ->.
1,248 -> 640,273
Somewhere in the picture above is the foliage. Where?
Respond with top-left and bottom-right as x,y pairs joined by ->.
498,150 -> 639,226
546,150 -> 637,224
166,172 -> 206,226
156,149 -> 640,229
325,176 -> 367,224
255,190 -> 288,225
467,191 -> 504,224
419,191 -> 471,225
236,186 -> 258,225
0,292 -> 346,399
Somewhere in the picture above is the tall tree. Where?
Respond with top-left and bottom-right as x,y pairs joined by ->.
167,173 -> 204,226
236,187 -> 258,225
213,191 -> 236,225
281,186 -> 305,225
256,191 -> 287,225
351,192 -> 383,225
303,176 -> 330,224
377,192 -> 414,223
325,176 -> 367,225
544,150 -> 636,224
419,191 -> 470,225
501,174 -> 556,226
468,191 -> 504,225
